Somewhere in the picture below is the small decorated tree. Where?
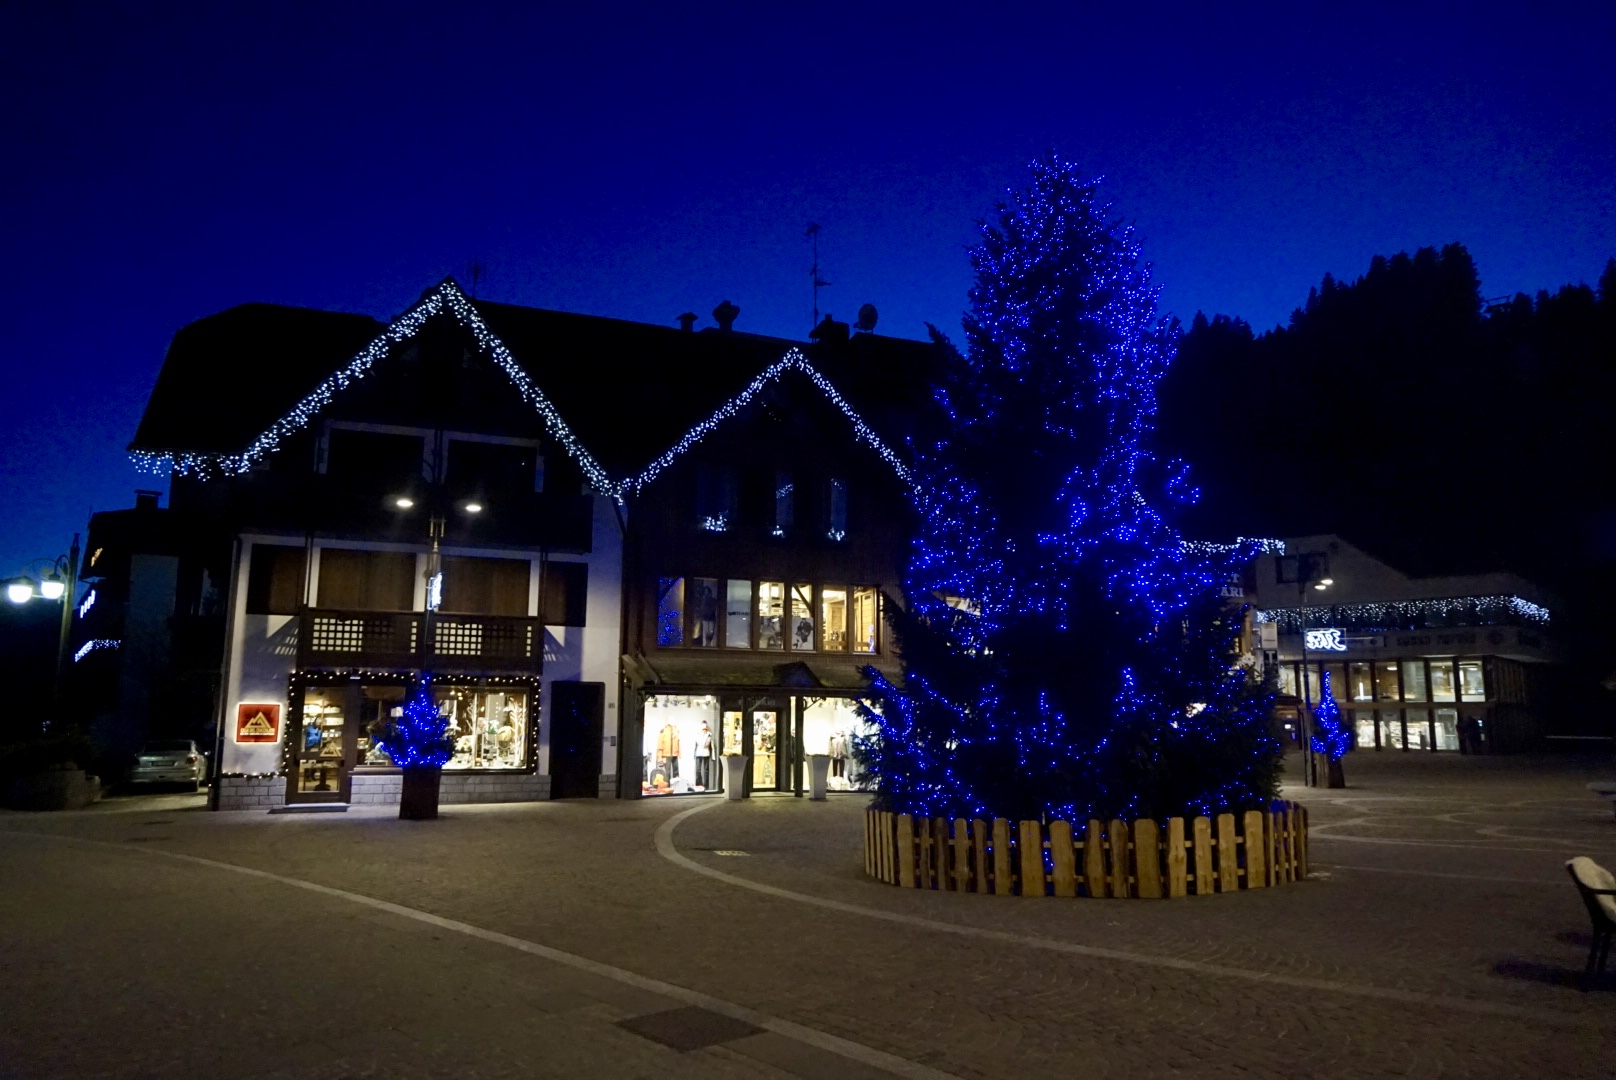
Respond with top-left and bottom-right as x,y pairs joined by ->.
1310,672 -> 1349,789
377,675 -> 454,819
857,157 -> 1280,823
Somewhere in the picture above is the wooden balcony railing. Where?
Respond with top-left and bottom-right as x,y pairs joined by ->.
296,608 -> 542,676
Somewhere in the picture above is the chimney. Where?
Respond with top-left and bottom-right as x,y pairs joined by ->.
712,300 -> 740,332
809,314 -> 849,344
677,312 -> 697,333
135,489 -> 161,511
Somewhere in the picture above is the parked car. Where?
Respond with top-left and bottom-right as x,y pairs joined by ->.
130,740 -> 209,790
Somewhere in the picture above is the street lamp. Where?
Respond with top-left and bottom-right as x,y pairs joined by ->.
1278,552 -> 1332,788
6,536 -> 81,734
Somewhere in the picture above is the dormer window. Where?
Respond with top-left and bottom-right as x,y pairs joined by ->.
697,466 -> 737,533
773,471 -> 794,537
825,478 -> 847,541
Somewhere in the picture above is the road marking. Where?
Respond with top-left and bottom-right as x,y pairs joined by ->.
654,801 -> 1602,1029
1313,862 -> 1563,886
0,829 -> 958,1080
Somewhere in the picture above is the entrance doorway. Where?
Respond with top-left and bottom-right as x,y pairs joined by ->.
549,681 -> 604,798
287,682 -> 405,804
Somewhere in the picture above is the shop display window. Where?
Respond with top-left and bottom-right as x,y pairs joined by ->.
1353,711 -> 1377,748
722,711 -> 743,755
852,587 -> 878,653
1324,664 -> 1346,701
1379,709 -> 1404,750
1376,663 -> 1400,701
657,577 -> 685,647
642,694 -> 720,795
820,587 -> 848,651
1430,660 -> 1457,702
803,697 -> 876,791
359,685 -> 405,765
687,578 -> 719,647
1276,663 -> 1298,698
725,580 -> 751,648
752,710 -> 778,787
790,584 -> 814,650
1402,660 -> 1428,702
1404,709 -> 1432,751
758,582 -> 785,649
1434,708 -> 1459,750
1458,660 -> 1484,700
435,686 -> 529,769
1349,663 -> 1373,702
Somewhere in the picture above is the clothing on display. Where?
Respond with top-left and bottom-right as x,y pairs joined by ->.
642,695 -> 719,795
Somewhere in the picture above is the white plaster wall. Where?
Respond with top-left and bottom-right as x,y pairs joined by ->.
537,494 -> 624,785
218,539 -> 300,777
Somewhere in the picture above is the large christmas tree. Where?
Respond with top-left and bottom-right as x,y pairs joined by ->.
859,158 -> 1280,823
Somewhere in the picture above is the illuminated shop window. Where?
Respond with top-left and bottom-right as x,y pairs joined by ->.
790,583 -> 814,650
1429,661 -> 1457,702
1376,663 -> 1400,701
1349,663 -> 1372,702
433,685 -> 529,770
820,586 -> 848,651
757,582 -> 785,649
1402,660 -> 1428,701
725,580 -> 751,648
1458,660 -> 1485,699
657,577 -> 685,647
852,587 -> 879,653
687,577 -> 718,647
642,694 -> 720,796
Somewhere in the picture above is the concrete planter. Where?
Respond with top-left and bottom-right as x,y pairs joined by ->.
4,767 -> 101,811
399,767 -> 442,820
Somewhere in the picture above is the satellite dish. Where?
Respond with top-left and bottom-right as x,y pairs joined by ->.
854,303 -> 878,333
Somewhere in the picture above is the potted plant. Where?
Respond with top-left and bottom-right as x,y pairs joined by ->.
377,676 -> 454,819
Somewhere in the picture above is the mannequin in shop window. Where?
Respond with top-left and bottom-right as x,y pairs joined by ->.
694,720 -> 713,788
657,722 -> 681,783
829,729 -> 849,779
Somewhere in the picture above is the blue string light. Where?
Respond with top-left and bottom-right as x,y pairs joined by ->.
376,675 -> 454,769
1309,671 -> 1351,762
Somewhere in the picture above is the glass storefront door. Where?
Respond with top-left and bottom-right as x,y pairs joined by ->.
290,685 -> 353,803
751,709 -> 779,788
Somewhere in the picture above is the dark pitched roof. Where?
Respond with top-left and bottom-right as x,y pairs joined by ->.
469,300 -> 802,474
128,282 -> 936,483
131,303 -> 385,453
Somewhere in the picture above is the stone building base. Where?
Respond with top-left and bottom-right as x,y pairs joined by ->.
213,772 -> 552,810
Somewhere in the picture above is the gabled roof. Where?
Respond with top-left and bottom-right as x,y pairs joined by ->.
132,303 -> 385,454
128,279 -> 932,499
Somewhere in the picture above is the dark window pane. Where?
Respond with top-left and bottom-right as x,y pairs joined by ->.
542,562 -> 588,626
440,556 -> 530,615
446,440 -> 539,495
317,549 -> 416,611
325,429 -> 425,487
246,544 -> 306,615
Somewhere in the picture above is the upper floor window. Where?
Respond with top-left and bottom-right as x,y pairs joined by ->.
324,429 -> 427,487
439,556 -> 529,616
657,576 -> 878,654
773,472 -> 794,537
246,544 -> 306,615
316,548 -> 416,611
825,478 -> 847,541
446,439 -> 542,495
542,562 -> 589,627
697,466 -> 738,533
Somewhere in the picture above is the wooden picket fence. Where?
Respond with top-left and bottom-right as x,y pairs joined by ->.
863,802 -> 1308,897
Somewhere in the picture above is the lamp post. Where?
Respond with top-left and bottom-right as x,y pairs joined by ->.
5,533 -> 81,734
1279,551 -> 1332,788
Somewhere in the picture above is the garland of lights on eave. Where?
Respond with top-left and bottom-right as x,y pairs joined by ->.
619,348 -> 914,498
1255,594 -> 1550,631
129,280 -> 614,494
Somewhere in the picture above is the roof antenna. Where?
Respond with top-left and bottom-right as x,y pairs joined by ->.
806,223 -> 830,334
466,259 -> 488,299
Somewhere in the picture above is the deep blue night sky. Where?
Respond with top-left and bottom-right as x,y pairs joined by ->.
2,2 -> 1612,574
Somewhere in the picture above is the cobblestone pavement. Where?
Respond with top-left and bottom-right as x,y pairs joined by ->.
4,752 -> 1616,1078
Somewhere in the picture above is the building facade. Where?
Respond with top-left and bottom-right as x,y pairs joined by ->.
122,281 -> 926,809
1249,535 -> 1555,753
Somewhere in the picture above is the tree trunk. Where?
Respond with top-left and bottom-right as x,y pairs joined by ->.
399,766 -> 442,820
1326,757 -> 1346,789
